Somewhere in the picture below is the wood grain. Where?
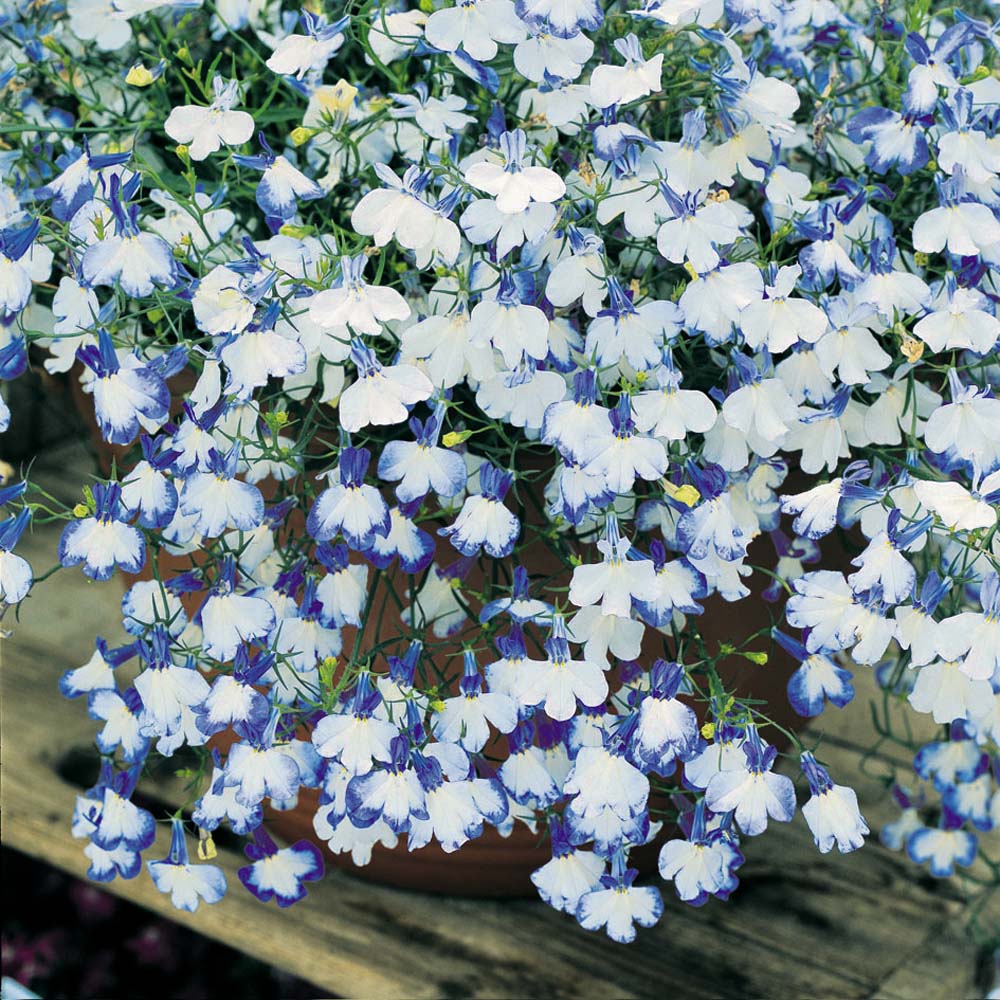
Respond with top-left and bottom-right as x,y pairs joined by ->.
1,446 -> 992,999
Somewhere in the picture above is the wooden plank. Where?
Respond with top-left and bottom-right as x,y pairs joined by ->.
0,494 -> 987,999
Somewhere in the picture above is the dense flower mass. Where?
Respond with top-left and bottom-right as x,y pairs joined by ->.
2,0 -> 999,941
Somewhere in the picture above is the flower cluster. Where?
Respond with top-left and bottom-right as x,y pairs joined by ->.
2,0 -> 999,942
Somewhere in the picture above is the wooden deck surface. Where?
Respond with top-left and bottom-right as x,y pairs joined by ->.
2,441 -> 996,999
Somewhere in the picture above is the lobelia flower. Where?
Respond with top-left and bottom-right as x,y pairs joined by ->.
848,509 -> 932,605
440,462 -> 521,558
908,653 -> 994,722
846,92 -> 932,175
569,515 -> 658,618
545,229 -> 607,316
575,850 -> 663,943
434,650 -> 519,753
234,134 -> 323,223
936,87 -> 1000,185
133,628 -> 211,739
367,8 -> 426,64
60,637 -> 136,699
308,446 -> 391,550
633,539 -> 708,625
313,673 -> 398,776
705,724 -> 796,836
341,339 -> 436,429
270,578 -> 343,681
119,435 -> 180,530
148,188 -> 236,252
923,370 -> 1000,471
721,354 -> 799,460
391,85 -> 475,141
314,542 -> 368,628
265,11 -> 349,78
784,385 -> 857,476
91,764 -> 156,853
586,276 -> 683,372
943,772 -> 994,832
59,481 -> 145,582
679,260 -> 764,345
309,254 -> 411,336
563,717 -> 650,857
892,569 -> 950,668
464,129 -> 565,214
675,464 -> 748,566
515,0 -> 602,37
656,185 -> 751,273
518,614 -> 608,723
779,460 -> 880,540
658,800 -> 744,906
401,557 -> 474,638
180,444 -> 264,538
195,645 -> 272,739
480,565 -> 553,624
362,499 -> 436,575
542,368 -> 612,464
1,219 -> 53,321
0,497 -> 32,605
906,809 -> 978,878
193,757 -> 263,836
75,329 -> 170,446
238,827 -> 324,907
400,302 -> 496,389
89,686 -> 150,762
66,0 -> 133,50
199,557 -> 277,661
773,629 -> 854,718
514,23 -> 594,83
351,164 -> 438,254
425,0 -> 527,63
192,261 -> 273,338
800,752 -> 869,854
75,764 -> 144,882
499,720 -> 561,806
225,707 -> 310,807
164,76 -> 255,161
912,173 -> 1000,259
148,819 -> 227,912
378,406 -> 468,504
630,660 -> 700,775
796,202 -> 867,292
470,269 -> 550,367
35,142 -> 133,222
531,815 -> 605,913
569,601 -> 644,666
588,34 -> 663,109
880,785 -> 926,852
80,176 -> 177,297
902,25 -> 971,113
584,395 -> 668,496
476,357 -> 567,431
913,469 -> 1000,533
913,274 -> 1000,356
739,264 -> 828,354
852,238 -> 931,321
406,750 -> 509,853
345,736 -> 428,834
914,729 -> 987,793
218,299 -> 308,398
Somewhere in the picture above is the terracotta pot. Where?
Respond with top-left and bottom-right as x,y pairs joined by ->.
67,380 -> 840,898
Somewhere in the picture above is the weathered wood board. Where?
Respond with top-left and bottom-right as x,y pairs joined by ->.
1,443 -> 994,998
